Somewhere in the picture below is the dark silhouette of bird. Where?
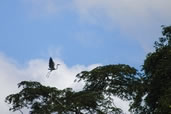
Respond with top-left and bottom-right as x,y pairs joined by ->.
46,57 -> 60,78
49,57 -> 56,71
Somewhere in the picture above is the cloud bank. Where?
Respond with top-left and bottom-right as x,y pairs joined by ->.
0,52 -> 130,113
0,53 -> 98,113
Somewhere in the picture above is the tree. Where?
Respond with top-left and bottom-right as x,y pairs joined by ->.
5,64 -> 139,114
5,81 -> 121,114
129,25 -> 171,113
75,64 -> 140,100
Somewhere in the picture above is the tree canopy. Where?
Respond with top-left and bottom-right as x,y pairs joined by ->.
5,26 -> 171,114
6,81 -> 111,114
6,64 -> 138,114
129,25 -> 171,113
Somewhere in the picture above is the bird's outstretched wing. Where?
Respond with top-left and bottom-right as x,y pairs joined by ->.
49,57 -> 55,70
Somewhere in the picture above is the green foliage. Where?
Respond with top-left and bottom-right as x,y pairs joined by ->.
76,64 -> 140,100
154,25 -> 171,49
5,80 -> 123,114
130,25 -> 171,114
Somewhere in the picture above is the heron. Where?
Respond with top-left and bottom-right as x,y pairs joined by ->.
46,57 -> 60,78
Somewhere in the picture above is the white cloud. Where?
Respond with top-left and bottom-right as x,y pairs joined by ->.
0,53 -> 24,114
0,52 -> 130,113
73,0 -> 171,52
113,96 -> 130,114
0,53 -> 104,113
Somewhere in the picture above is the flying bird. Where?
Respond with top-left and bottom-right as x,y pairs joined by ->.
46,57 -> 60,78
49,57 -> 56,71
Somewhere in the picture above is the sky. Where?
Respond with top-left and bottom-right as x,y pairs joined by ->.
0,0 -> 171,113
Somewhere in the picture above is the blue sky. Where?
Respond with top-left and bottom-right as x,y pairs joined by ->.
1,0 -> 166,68
0,0 -> 171,113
